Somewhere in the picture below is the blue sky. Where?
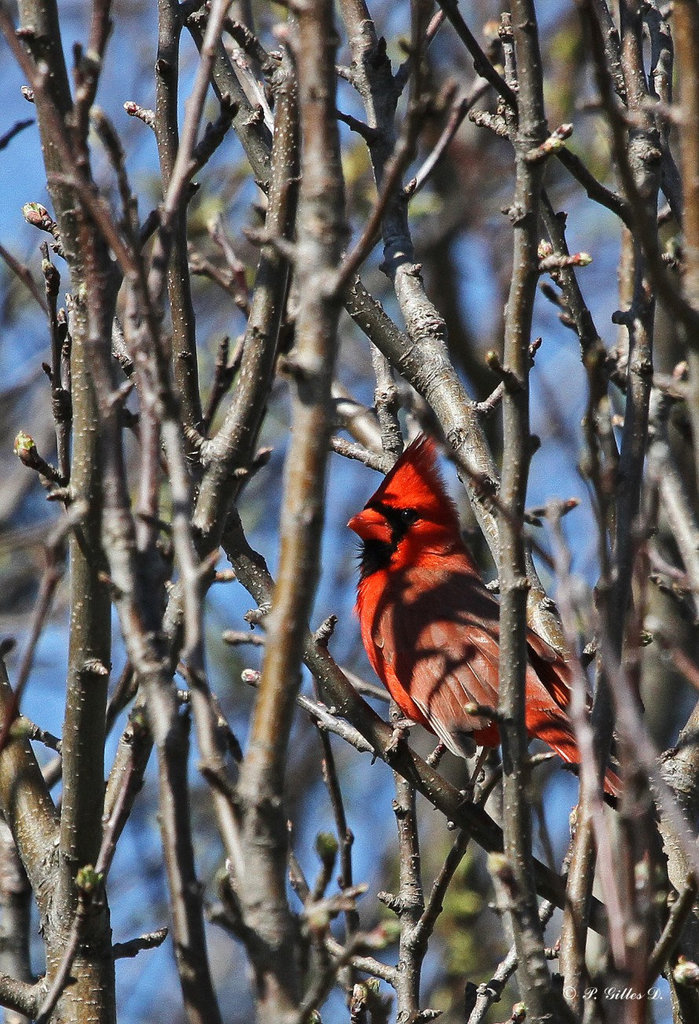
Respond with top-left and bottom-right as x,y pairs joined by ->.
0,2 -> 681,1021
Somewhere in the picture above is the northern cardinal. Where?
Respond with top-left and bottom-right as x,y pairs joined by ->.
348,434 -> 620,799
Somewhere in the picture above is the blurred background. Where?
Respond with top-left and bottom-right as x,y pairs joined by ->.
0,1 -> 694,1019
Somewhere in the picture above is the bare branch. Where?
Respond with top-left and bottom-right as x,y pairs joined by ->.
0,659 -> 58,917
234,0 -> 347,1009
112,928 -> 169,960
495,6 -> 567,1019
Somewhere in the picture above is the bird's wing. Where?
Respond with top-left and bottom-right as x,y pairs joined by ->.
525,629 -> 576,711
370,560 -> 603,779
375,565 -> 504,756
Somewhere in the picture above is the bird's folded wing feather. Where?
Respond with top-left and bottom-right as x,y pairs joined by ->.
376,566 -> 504,752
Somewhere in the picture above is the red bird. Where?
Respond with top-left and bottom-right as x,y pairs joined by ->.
348,435 -> 620,799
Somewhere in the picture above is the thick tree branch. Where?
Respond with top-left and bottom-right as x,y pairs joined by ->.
234,2 -> 346,1018
674,1 -> 699,485
0,661 -> 58,919
496,6 -> 570,1022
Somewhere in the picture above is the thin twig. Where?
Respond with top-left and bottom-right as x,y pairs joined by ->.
465,900 -> 556,1024
405,82 -> 489,198
0,243 -> 47,310
647,879 -> 698,980
112,927 -> 169,960
0,502 -> 87,756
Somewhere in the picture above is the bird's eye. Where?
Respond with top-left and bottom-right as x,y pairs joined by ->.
399,507 -> 419,525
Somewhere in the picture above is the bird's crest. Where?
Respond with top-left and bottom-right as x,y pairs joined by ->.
369,435 -> 459,527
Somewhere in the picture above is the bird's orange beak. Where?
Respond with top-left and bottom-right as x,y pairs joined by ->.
347,506 -> 391,544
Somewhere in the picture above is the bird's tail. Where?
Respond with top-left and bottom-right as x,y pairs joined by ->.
530,711 -> 621,803
527,647 -> 622,802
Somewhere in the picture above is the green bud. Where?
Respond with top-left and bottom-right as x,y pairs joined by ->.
315,831 -> 339,862
14,431 -> 36,459
76,865 -> 103,893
